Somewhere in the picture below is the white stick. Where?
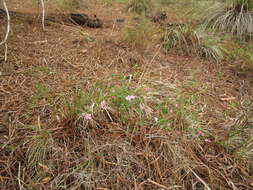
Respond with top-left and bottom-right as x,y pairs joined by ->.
4,43 -> 8,61
18,162 -> 23,190
40,0 -> 45,30
0,0 -> 10,45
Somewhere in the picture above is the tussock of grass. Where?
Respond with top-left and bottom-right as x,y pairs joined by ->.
205,0 -> 253,39
162,25 -> 224,63
222,103 -> 253,157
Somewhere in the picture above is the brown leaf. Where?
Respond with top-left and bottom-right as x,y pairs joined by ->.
41,177 -> 52,184
220,97 -> 236,101
38,163 -> 50,172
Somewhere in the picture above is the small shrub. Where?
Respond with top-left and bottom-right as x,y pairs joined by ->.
127,0 -> 153,15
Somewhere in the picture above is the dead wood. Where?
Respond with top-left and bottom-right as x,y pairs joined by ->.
0,8 -> 103,28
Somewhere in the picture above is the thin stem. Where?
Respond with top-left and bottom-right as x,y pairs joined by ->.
0,0 -> 10,45
40,0 -> 45,30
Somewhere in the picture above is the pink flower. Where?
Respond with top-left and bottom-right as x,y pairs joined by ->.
144,88 -> 152,92
204,138 -> 211,143
126,95 -> 136,101
197,131 -> 205,136
100,100 -> 108,109
81,113 -> 92,120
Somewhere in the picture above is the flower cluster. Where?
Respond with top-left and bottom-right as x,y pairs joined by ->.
126,95 -> 136,101
81,113 -> 92,120
100,100 -> 109,109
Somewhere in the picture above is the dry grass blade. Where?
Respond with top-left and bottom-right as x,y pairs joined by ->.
188,167 -> 211,190
147,178 -> 182,189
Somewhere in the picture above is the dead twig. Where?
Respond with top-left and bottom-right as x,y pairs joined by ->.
0,0 -> 10,45
0,0 -> 10,61
147,178 -> 181,190
40,0 -> 45,30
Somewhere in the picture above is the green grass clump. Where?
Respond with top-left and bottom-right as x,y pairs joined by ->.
127,0 -> 153,15
157,0 -> 175,6
102,0 -> 128,4
122,19 -> 157,49
224,40 -> 253,66
162,25 -> 224,63
55,0 -> 83,11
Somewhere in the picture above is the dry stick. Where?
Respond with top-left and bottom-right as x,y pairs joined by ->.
40,0 -> 45,30
0,0 -> 10,61
4,43 -> 8,62
18,162 -> 23,190
147,179 -> 181,190
0,0 -> 10,45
